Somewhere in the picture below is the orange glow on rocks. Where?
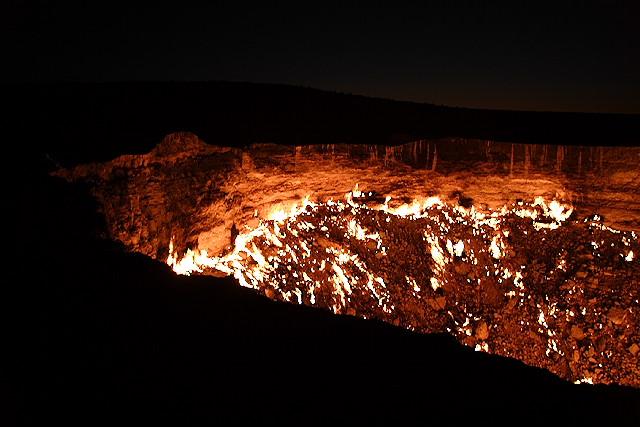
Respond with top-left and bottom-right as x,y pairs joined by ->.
57,133 -> 640,387
166,184 -> 638,387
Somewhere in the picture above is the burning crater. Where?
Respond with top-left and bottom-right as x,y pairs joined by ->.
56,132 -> 640,387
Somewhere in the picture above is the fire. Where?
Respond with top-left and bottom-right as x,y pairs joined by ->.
166,184 -> 625,286
165,184 -> 639,385
167,184 -> 585,316
168,184 -> 579,279
626,250 -> 635,262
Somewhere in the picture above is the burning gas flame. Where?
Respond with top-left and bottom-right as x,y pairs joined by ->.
626,250 -> 634,262
167,184 -> 580,280
165,184 -> 638,384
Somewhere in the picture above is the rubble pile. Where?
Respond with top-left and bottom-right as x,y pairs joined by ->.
169,189 -> 639,386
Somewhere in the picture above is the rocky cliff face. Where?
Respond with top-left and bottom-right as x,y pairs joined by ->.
56,132 -> 640,263
56,133 -> 241,259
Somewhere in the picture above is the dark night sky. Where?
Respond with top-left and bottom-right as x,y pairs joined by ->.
7,1 -> 640,113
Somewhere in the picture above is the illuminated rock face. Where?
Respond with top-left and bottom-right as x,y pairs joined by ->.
57,132 -> 640,387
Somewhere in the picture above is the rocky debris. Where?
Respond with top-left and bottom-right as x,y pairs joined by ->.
570,326 -> 585,341
215,200 -> 640,387
608,307 -> 628,326
629,343 -> 639,356
476,322 -> 490,340
427,297 -> 446,311
454,262 -> 471,276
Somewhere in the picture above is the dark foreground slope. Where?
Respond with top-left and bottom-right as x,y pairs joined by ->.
16,159 -> 639,424
11,81 -> 640,167
12,82 -> 640,423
